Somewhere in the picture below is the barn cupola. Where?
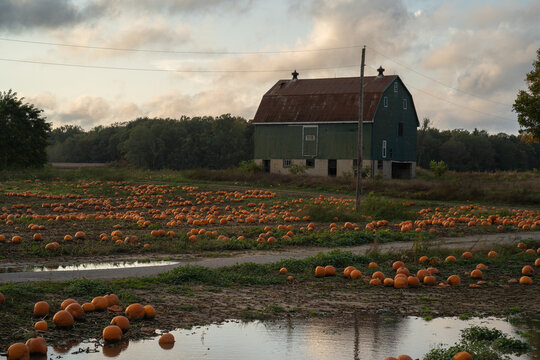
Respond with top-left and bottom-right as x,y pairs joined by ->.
291,70 -> 299,81
377,66 -> 385,78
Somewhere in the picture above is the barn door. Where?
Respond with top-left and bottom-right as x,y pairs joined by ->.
302,125 -> 318,157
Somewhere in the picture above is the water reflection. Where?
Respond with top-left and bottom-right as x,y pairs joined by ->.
44,315 -> 538,359
0,260 -> 178,273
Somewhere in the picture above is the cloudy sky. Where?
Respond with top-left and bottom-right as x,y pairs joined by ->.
1,0 -> 538,133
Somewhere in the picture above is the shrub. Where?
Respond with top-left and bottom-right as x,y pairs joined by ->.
430,160 -> 448,177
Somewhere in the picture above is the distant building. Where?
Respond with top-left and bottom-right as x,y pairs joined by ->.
252,68 -> 419,179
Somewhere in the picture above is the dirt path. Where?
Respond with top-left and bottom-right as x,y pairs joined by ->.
1,232 -> 538,283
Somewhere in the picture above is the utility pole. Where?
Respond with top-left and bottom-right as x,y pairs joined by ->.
355,46 -> 366,210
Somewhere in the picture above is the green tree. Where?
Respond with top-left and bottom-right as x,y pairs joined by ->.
513,48 -> 540,142
0,90 -> 51,169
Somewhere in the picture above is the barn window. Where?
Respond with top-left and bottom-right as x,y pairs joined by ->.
382,140 -> 387,158
394,82 -> 398,92
377,160 -> 383,169
306,158 -> 315,168
305,134 -> 315,141
283,159 -> 291,168
384,97 -> 388,107
398,122 -> 404,136
403,99 -> 407,110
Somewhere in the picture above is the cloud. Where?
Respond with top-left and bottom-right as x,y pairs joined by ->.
106,0 -> 255,14
0,0 -> 104,31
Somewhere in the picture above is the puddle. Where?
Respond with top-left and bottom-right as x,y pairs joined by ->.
44,315 -> 539,359
0,260 -> 178,273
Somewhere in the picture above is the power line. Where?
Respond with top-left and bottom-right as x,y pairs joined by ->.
0,37 -> 364,55
368,46 -> 513,107
0,57 -> 360,73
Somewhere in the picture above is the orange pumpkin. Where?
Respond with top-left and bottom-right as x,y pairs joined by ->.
488,250 -> 498,258
111,315 -> 130,332
372,271 -> 385,281
369,278 -> 382,286
392,261 -> 405,270
105,294 -> 120,307
33,301 -> 49,317
423,275 -> 436,285
343,266 -> 356,277
416,269 -> 429,282
519,276 -> 533,285
82,303 -> 95,312
91,296 -> 108,311
522,265 -> 534,276
34,321 -> 48,332
350,270 -> 362,279
453,351 -> 472,360
427,267 -> 439,275
159,333 -> 175,344
65,303 -> 85,321
324,265 -> 336,276
52,310 -> 74,329
368,262 -> 378,268
103,325 -> 122,343
144,305 -> 156,319
470,269 -> 483,279
461,252 -> 472,259
535,258 -> 540,267
383,278 -> 394,287
25,337 -> 47,355
314,266 -> 326,277
6,343 -> 29,360
407,276 -> 420,288
74,231 -> 86,239
393,276 -> 408,289
279,267 -> 288,274
125,303 -> 145,320
396,355 -> 413,360
517,242 -> 527,249
447,275 -> 461,286
396,267 -> 410,276
418,255 -> 428,263
445,256 -> 457,263
60,298 -> 77,310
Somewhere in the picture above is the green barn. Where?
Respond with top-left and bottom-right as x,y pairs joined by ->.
252,68 -> 419,179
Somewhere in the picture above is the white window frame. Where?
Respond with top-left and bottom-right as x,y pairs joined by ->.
394,82 -> 398,93
403,98 -> 407,110
283,159 -> 291,168
382,140 -> 387,158
384,96 -> 388,107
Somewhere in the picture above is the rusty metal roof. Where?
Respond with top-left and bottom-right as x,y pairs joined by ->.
253,75 -> 397,123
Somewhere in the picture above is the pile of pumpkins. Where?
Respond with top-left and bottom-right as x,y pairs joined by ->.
1,293 -> 175,359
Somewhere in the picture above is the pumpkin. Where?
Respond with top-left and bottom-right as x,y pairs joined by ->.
393,276 -> 408,289
427,267 -> 439,275
416,269 -> 429,282
279,267 -> 288,274
111,315 -> 130,332
103,325 -> 122,343
476,263 -> 488,270
383,358 -> 398,360
461,252 -> 472,259
74,231 -> 86,239
396,355 -> 413,360
517,242 -> 527,249
144,305 -> 156,319
519,276 -> 533,285
522,265 -> 534,276
11,236 -> 22,244
508,278 -> 518,284
488,250 -> 498,258
82,303 -> 95,312
383,278 -> 394,287
535,258 -> 540,267
34,321 -> 48,331
407,276 -> 420,288
372,271 -> 385,281
368,262 -> 378,268
60,298 -> 77,310
470,269 -> 483,279
65,303 -> 85,321
350,270 -> 362,279
314,266 -> 326,277
343,266 -> 356,277
447,275 -> 461,286
159,333 -> 175,344
105,293 -> 120,307
125,303 -> 145,320
396,267 -> 410,276
392,261 -> 405,270
369,278 -> 382,286
52,310 -> 74,329
419,256 -> 428,263
25,337 -> 47,355
453,351 -> 472,360
445,256 -> 457,263
324,265 -> 336,276
63,235 -> 73,241
32,301 -> 49,317
6,343 -> 29,360
32,233 -> 42,241
92,296 -> 108,311
423,275 -> 436,285
287,275 -> 294,281
525,249 -> 536,255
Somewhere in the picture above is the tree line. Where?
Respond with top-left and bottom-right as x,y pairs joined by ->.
47,115 -> 254,170
46,115 -> 540,172
417,119 -> 540,171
